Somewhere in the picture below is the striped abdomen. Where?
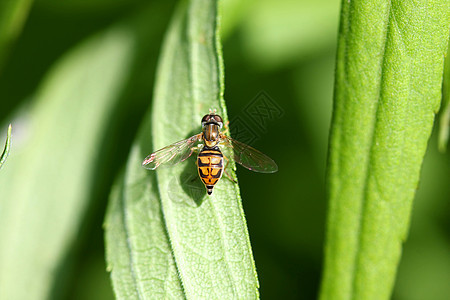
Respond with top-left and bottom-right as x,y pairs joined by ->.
197,146 -> 223,195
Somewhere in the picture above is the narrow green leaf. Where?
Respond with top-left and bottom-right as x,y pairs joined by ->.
105,126 -> 184,299
105,174 -> 140,300
105,0 -> 259,298
0,124 -> 11,169
320,1 -> 450,300
0,0 -> 34,71
0,26 -> 134,299
438,42 -> 450,152
153,0 -> 258,298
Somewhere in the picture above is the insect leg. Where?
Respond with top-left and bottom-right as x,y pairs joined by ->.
190,143 -> 204,156
221,120 -> 230,135
222,154 -> 237,183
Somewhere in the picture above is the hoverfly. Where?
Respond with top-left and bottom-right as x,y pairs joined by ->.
142,110 -> 278,195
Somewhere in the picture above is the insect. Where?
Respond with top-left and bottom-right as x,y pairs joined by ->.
142,110 -> 278,195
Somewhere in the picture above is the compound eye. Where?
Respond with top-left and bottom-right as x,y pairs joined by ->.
213,115 -> 223,123
201,114 -> 209,123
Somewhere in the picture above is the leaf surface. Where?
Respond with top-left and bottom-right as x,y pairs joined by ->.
320,1 -> 450,299
105,147 -> 184,299
105,0 -> 259,298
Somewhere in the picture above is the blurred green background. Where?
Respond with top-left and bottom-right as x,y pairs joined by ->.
1,0 -> 449,299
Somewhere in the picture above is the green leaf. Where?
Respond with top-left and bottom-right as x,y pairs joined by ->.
0,25 -> 134,299
104,129 -> 184,299
153,0 -> 258,297
0,124 -> 11,169
320,1 -> 450,300
0,0 -> 33,71
105,0 -> 259,298
438,42 -> 450,152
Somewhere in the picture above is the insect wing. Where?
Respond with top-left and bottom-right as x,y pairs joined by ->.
221,135 -> 278,173
142,134 -> 201,170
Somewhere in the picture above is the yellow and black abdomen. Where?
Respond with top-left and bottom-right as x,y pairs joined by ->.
197,146 -> 224,195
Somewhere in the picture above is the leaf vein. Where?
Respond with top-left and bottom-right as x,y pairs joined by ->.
121,182 -> 144,300
350,0 -> 393,297
209,200 -> 239,297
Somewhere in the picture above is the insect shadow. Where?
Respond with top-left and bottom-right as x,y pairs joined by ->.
178,128 -> 206,206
